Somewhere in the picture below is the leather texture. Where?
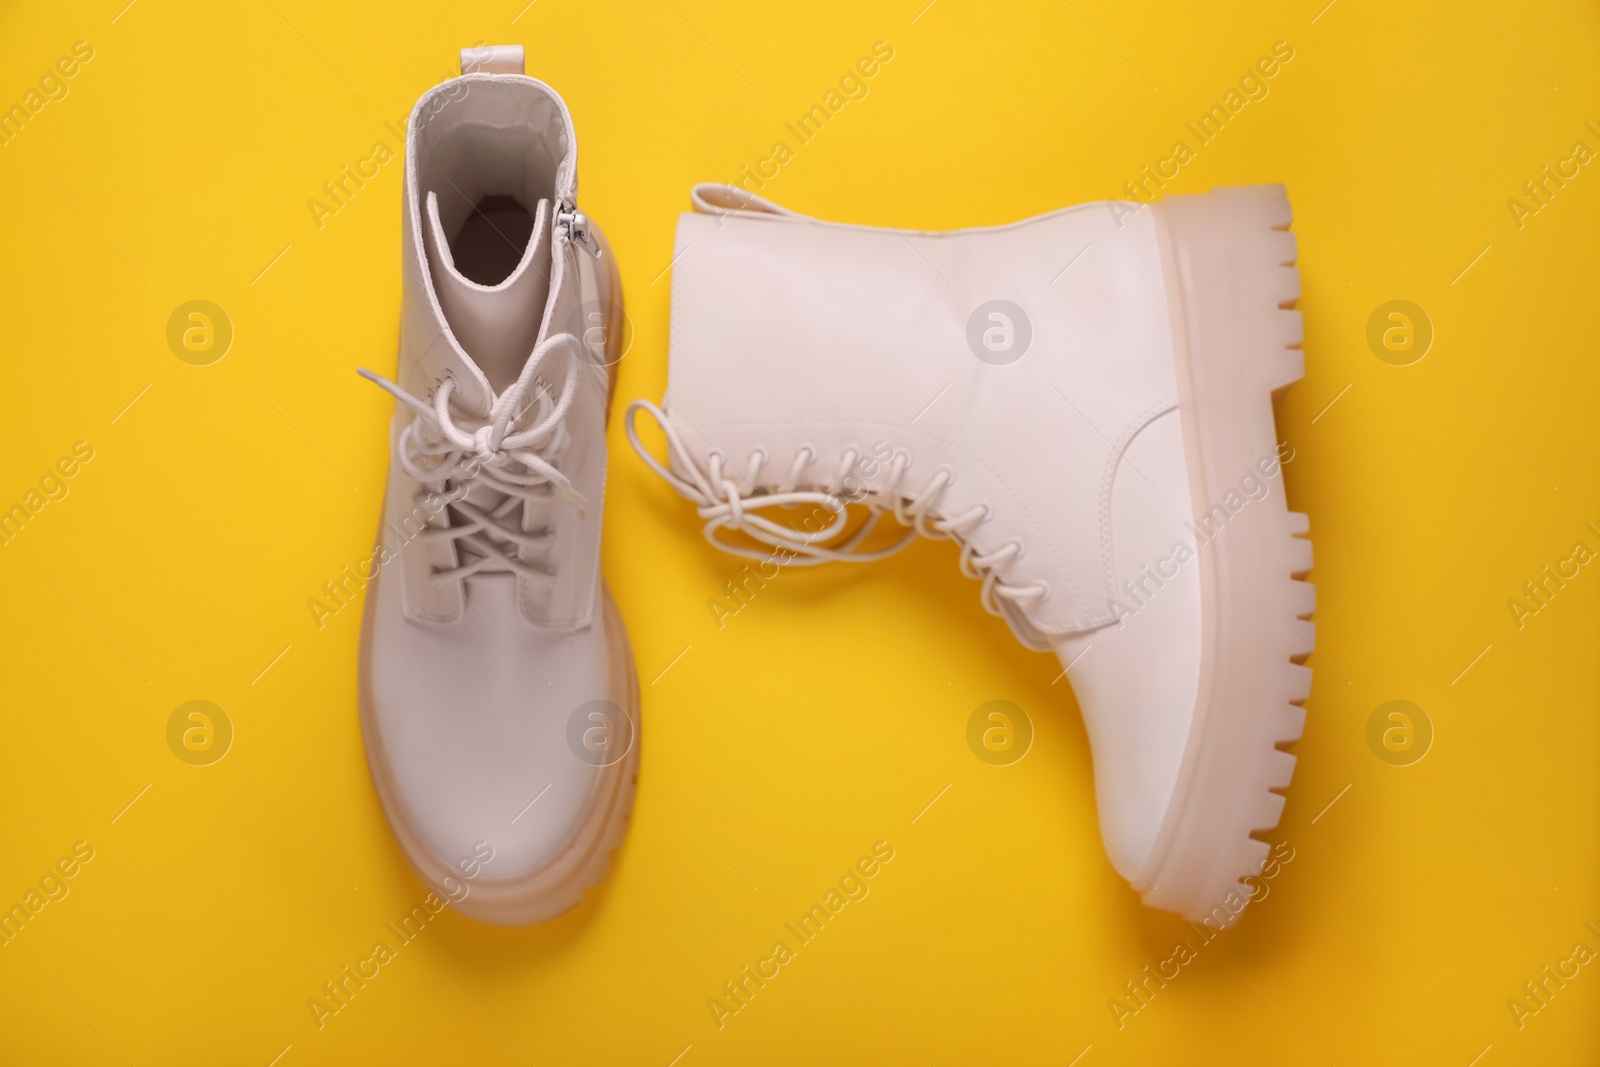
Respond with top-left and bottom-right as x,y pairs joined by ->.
460,44 -> 525,75
659,188 -> 1203,881
365,67 -> 623,886
1056,408 -> 1201,879
666,195 -> 1181,640
394,73 -> 605,630
424,190 -> 552,391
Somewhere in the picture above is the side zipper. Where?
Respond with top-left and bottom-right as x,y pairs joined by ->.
556,203 -> 601,257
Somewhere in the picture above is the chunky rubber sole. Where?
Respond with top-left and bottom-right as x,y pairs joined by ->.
1143,185 -> 1312,927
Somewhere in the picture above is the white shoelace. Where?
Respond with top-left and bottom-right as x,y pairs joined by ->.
625,399 -> 1048,618
359,332 -> 585,582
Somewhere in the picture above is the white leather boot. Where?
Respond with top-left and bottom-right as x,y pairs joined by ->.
358,46 -> 636,924
628,183 -> 1312,926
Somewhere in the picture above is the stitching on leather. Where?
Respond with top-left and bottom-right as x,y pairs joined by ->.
389,442 -> 464,625
678,414 -> 1095,625
528,369 -> 605,630
403,78 -> 578,627
399,514 -> 463,625
1098,396 -> 1180,605
666,227 -> 689,409
663,209 -> 1171,637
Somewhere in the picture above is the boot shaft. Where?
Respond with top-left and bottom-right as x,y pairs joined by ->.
661,190 -> 1188,642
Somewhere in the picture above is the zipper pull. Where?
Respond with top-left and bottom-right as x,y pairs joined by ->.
556,206 -> 601,257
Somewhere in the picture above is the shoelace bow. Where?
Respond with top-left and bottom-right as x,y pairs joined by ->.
359,332 -> 586,582
625,399 -> 1048,618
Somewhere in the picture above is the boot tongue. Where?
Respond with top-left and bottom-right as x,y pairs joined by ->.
422,189 -> 559,526
422,189 -> 553,396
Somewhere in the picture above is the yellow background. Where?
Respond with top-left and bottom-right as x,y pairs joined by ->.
2,0 -> 1597,1063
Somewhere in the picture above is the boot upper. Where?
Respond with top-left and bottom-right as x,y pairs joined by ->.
635,189 -> 1209,883
659,194 -> 1187,645
365,68 -> 624,885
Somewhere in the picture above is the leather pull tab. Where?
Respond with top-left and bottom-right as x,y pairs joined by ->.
460,45 -> 524,74
690,182 -> 805,220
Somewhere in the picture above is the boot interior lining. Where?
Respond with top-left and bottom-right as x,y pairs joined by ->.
453,195 -> 534,286
414,80 -> 572,282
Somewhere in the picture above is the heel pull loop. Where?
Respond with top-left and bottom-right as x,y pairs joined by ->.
461,45 -> 524,75
689,183 -> 807,222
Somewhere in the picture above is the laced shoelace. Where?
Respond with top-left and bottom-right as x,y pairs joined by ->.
359,332 -> 586,582
624,399 -> 1049,618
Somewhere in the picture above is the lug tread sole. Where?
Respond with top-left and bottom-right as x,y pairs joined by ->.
1143,184 -> 1312,928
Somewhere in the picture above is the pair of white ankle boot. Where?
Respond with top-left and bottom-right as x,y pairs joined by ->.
359,47 -> 1313,929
